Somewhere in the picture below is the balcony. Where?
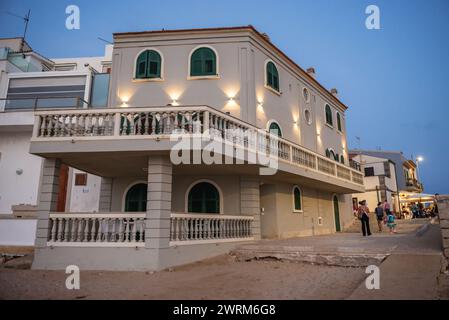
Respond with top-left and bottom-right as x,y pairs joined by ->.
29,105 -> 364,193
46,212 -> 253,247
406,178 -> 424,192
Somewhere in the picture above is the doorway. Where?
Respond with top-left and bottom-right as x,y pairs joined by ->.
333,195 -> 341,232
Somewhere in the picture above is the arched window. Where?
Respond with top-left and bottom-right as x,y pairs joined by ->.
188,182 -> 220,214
326,148 -> 336,160
293,186 -> 303,212
125,183 -> 147,212
334,153 -> 340,162
268,121 -> 282,137
337,112 -> 342,131
340,155 -> 345,164
325,104 -> 333,126
190,47 -> 217,76
135,50 -> 162,79
266,61 -> 279,92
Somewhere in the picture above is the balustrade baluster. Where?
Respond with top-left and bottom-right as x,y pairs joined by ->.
50,218 -> 57,241
57,218 -> 63,241
71,218 -> 77,242
90,218 -> 97,242
131,219 -> 137,242
152,113 -> 157,134
137,113 -> 143,135
144,113 -> 150,135
124,219 -> 130,242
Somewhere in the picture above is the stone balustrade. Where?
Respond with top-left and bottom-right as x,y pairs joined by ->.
47,213 -> 146,247
170,213 -> 254,245
32,105 -> 364,186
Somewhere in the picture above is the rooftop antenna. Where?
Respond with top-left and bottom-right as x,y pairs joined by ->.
4,9 -> 31,54
97,37 -> 112,44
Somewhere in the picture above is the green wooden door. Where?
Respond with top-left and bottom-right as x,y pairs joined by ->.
333,195 -> 341,232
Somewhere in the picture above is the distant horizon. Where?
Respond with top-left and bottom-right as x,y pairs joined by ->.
1,0 -> 448,194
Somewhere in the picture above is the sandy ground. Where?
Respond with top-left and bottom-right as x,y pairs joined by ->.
0,219 -> 444,300
0,254 -> 366,300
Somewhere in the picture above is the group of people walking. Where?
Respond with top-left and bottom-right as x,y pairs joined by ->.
356,200 -> 397,236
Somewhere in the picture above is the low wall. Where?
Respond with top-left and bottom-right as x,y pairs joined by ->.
32,241 -> 250,271
438,196 -> 449,271
0,217 -> 37,246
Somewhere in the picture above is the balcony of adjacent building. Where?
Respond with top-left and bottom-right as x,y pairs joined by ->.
405,177 -> 424,193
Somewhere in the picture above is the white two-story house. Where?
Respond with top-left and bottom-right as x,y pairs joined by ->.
28,26 -> 364,271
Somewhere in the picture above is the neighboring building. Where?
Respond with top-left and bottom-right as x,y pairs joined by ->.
0,37 -> 112,245
349,150 -> 424,212
349,153 -> 400,213
4,26 -> 364,270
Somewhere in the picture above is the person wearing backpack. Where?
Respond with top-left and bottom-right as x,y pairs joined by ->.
357,200 -> 372,237
375,202 -> 385,232
386,211 -> 397,234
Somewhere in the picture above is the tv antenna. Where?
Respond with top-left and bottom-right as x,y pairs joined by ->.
4,9 -> 31,53
97,37 -> 113,44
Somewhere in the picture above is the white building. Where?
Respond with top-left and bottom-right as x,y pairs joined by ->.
349,153 -> 399,213
0,37 -> 112,245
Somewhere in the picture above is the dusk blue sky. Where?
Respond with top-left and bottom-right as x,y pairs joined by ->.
1,0 -> 448,194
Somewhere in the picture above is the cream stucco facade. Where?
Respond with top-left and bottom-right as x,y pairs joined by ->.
1,27 -> 365,270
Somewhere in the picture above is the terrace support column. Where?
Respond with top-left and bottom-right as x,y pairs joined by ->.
240,176 -> 261,240
35,158 -> 61,248
145,155 -> 172,249
99,177 -> 113,212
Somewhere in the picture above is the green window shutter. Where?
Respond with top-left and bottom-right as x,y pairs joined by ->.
325,105 -> 333,126
188,182 -> 220,214
269,122 -> 282,137
266,62 -> 279,91
294,187 -> 302,211
147,50 -> 161,78
136,51 -> 149,79
326,149 -> 331,158
190,48 -> 216,76
337,113 -> 342,131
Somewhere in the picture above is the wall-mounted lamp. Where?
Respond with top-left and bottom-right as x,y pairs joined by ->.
172,99 -> 179,106
120,97 -> 129,107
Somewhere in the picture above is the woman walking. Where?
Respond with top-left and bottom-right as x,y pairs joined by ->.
357,200 -> 372,237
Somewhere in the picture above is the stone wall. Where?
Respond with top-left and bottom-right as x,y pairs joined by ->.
438,195 -> 449,272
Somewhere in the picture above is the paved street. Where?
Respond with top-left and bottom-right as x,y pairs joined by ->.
0,219 -> 446,300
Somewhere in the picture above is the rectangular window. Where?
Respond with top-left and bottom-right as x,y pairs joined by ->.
364,167 -> 375,177
74,173 -> 88,186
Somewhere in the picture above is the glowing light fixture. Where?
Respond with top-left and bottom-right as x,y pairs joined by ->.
416,156 -> 424,162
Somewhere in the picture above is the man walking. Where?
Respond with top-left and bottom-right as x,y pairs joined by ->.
357,200 -> 372,237
375,202 -> 385,232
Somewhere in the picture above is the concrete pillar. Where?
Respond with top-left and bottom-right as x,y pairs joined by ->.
99,177 -> 113,212
35,158 -> 61,248
145,155 -> 172,249
240,176 -> 261,240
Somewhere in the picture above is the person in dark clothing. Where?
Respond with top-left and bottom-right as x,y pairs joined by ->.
375,202 -> 385,232
357,200 -> 372,237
